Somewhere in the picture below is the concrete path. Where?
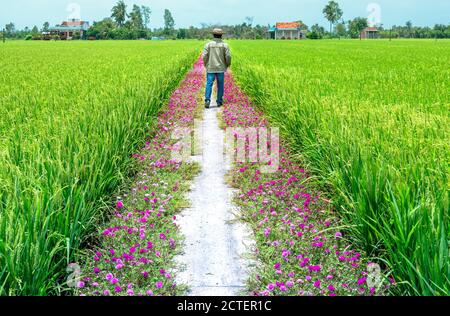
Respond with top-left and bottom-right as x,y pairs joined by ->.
174,97 -> 254,296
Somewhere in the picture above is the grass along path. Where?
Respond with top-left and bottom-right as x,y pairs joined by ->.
78,59 -> 204,296
221,71 -> 389,296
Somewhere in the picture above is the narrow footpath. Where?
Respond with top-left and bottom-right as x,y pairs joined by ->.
175,96 -> 255,296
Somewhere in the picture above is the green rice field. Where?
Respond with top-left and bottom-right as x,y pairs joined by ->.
230,40 -> 449,295
0,41 -> 201,295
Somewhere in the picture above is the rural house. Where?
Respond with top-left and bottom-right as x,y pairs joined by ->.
47,19 -> 90,40
360,27 -> 379,39
268,22 -> 306,40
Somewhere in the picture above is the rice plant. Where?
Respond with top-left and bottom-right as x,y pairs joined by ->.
0,40 -> 201,295
230,39 -> 450,296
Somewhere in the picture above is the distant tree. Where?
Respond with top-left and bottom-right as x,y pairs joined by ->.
163,9 -> 175,36
349,17 -> 368,39
323,1 -> 343,35
336,21 -> 346,38
32,26 -> 39,34
87,18 -> 117,39
5,23 -> 15,37
177,28 -> 187,39
245,16 -> 254,26
308,23 -> 325,39
296,20 -> 309,31
42,22 -> 50,32
406,20 -> 413,38
130,5 -> 144,29
141,5 -> 152,30
111,0 -> 127,27
433,24 -> 447,39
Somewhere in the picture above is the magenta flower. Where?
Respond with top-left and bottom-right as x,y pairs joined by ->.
267,283 -> 275,291
116,201 -> 124,209
155,281 -> 163,289
115,286 -> 122,293
314,279 -> 321,288
308,265 -> 321,272
358,277 -> 367,285
106,273 -> 113,281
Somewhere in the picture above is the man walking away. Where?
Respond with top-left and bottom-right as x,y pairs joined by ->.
202,28 -> 232,109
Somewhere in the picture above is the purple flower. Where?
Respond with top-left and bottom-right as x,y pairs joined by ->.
142,271 -> 149,278
104,290 -> 111,296
111,278 -> 118,285
156,281 -> 163,289
115,286 -> 122,293
77,281 -> 85,289
106,273 -> 113,281
308,265 -> 322,272
314,279 -> 321,288
286,281 -> 294,288
116,201 -> 124,209
267,283 -> 275,291
335,232 -> 343,238
93,267 -> 101,274
358,277 -> 367,285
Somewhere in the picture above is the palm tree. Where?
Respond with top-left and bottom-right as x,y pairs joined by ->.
111,0 -> 127,28
323,1 -> 343,35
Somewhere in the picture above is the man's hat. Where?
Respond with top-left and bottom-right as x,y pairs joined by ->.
212,28 -> 225,35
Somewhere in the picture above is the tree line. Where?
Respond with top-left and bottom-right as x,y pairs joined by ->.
2,0 -> 450,40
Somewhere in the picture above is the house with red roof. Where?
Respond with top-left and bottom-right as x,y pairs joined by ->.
360,27 -> 379,39
269,22 -> 306,40
48,19 -> 90,40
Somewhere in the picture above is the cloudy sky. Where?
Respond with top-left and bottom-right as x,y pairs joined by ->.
1,0 -> 449,30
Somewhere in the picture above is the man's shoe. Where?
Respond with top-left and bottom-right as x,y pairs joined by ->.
205,100 -> 211,109
217,102 -> 223,108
